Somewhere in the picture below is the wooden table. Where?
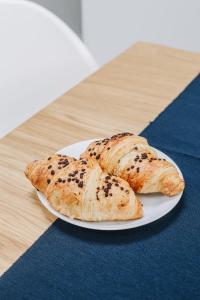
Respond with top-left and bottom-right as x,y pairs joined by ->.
1,42 -> 200,275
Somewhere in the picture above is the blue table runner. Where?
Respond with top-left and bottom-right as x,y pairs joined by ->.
1,75 -> 200,300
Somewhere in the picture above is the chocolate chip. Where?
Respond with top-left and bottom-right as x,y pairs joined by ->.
131,166 -> 134,169
107,183 -> 112,188
96,154 -> 100,160
105,176 -> 111,180
48,157 -> 51,160
48,165 -> 52,169
80,173 -> 84,179
62,180 -> 66,183
102,138 -> 109,142
67,178 -> 71,182
76,179 -> 79,184
107,147 -> 110,150
141,153 -> 148,159
120,187 -> 124,191
136,167 -> 140,173
109,193 -> 112,196
78,181 -> 83,188
134,155 -> 139,162
115,183 -> 119,187
51,170 -> 55,175
58,178 -> 62,182
47,179 -> 51,184
127,168 -> 130,171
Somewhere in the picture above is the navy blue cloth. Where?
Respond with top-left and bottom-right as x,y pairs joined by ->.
1,76 -> 200,300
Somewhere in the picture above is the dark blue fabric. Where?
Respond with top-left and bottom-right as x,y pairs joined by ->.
1,76 -> 200,300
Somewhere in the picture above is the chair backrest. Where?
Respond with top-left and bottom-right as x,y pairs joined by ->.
0,0 -> 98,138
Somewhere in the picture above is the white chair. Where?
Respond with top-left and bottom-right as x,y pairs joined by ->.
0,0 -> 98,138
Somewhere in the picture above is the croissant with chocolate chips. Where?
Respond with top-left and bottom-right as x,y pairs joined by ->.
81,133 -> 185,196
25,154 -> 76,194
25,156 -> 143,221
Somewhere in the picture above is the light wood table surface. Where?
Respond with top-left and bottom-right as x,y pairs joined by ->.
1,42 -> 200,275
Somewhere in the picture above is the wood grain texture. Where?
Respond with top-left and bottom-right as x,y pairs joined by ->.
0,42 -> 200,275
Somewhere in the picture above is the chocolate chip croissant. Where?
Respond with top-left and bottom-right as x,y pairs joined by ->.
25,155 -> 143,221
80,133 -> 185,196
25,154 -> 76,194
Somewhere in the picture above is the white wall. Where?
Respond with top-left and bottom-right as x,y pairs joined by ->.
31,0 -> 82,37
82,0 -> 200,65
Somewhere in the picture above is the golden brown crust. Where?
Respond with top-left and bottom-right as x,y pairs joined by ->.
46,158 -> 143,221
81,133 -> 185,196
25,155 -> 143,221
25,154 -> 76,194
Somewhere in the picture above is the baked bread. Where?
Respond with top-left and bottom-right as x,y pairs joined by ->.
25,154 -> 76,194
25,155 -> 143,221
81,133 -> 185,196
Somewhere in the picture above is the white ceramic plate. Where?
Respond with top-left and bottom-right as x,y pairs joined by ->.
37,139 -> 184,230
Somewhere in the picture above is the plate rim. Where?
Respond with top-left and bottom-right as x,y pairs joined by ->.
37,139 -> 184,231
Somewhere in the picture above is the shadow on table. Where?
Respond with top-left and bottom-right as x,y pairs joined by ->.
53,196 -> 184,246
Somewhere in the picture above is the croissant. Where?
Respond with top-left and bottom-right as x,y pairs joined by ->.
81,133 -> 185,196
25,154 -> 76,194
25,156 -> 143,221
